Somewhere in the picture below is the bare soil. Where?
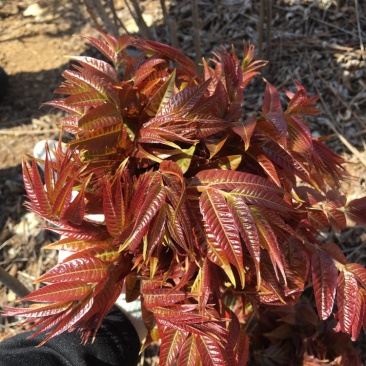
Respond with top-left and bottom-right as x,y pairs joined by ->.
0,0 -> 365,362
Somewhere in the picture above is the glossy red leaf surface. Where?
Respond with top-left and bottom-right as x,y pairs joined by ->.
35,257 -> 110,284
200,188 -> 245,287
336,269 -> 358,334
311,250 -> 338,319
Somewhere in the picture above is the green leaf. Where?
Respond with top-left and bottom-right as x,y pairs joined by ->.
171,144 -> 196,174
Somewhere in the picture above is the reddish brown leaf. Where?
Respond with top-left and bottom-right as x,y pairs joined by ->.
345,197 -> 366,226
21,282 -> 92,303
194,169 -> 285,197
200,188 -> 245,287
132,38 -> 197,78
177,335 -> 200,366
241,42 -> 267,88
61,175 -> 90,225
35,257 -> 110,284
68,124 -> 123,151
286,115 -> 313,158
160,328 -> 189,366
196,335 -> 227,366
159,79 -> 211,117
311,250 -> 338,320
351,289 -> 365,341
103,180 -> 123,238
142,69 -> 176,118
203,220 -> 236,287
120,172 -> 166,252
321,242 -> 347,265
346,263 -> 366,290
38,291 -> 95,346
226,195 -> 261,283
252,209 -> 286,283
3,302 -> 71,318
285,80 -> 320,116
336,269 -> 358,334
82,35 -> 121,66
232,115 -> 257,151
262,81 -> 287,140
70,55 -> 119,82
256,154 -> 281,187
236,328 -> 250,366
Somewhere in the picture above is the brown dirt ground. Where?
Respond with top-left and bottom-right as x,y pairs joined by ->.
0,0 -> 366,363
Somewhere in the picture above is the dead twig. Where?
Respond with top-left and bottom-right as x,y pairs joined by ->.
0,266 -> 30,299
191,0 -> 201,68
82,0 -> 119,36
106,0 -> 129,35
160,0 -> 179,48
316,71 -> 366,130
258,0 -> 265,59
127,0 -> 152,39
354,0 -> 365,53
265,0 -> 272,60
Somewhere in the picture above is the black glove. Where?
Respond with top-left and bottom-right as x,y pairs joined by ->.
0,306 -> 140,366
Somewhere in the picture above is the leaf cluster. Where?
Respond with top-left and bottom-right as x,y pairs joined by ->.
4,31 -> 366,364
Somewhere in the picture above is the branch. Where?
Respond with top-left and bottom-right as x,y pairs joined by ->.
0,266 -> 30,298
